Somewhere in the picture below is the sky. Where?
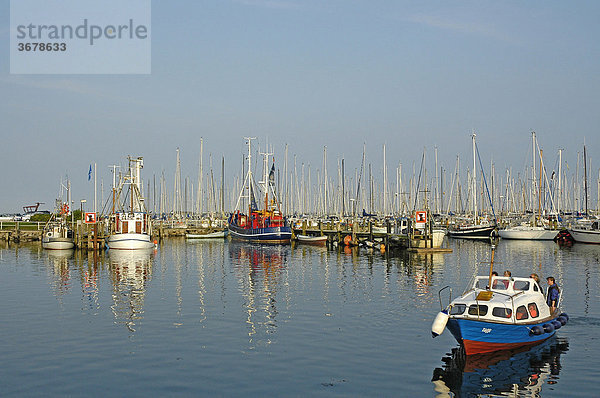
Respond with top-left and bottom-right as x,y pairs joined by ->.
1,0 -> 599,213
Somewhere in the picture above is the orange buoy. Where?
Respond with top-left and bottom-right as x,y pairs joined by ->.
380,243 -> 386,253
343,235 -> 352,246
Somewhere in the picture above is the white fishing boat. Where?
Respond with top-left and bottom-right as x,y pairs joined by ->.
42,220 -> 75,250
42,185 -> 75,250
106,156 -> 155,250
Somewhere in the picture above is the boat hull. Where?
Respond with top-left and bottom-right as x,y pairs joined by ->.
185,230 -> 228,239
447,225 -> 497,240
106,233 -> 155,250
228,224 -> 292,244
499,228 -> 558,240
297,234 -> 328,245
568,228 -> 600,244
42,237 -> 75,250
447,317 -> 556,355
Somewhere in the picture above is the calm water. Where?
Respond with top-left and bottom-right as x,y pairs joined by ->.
1,237 -> 599,397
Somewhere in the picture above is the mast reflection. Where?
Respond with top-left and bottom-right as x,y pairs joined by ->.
229,243 -> 287,344
432,336 -> 569,397
108,249 -> 154,332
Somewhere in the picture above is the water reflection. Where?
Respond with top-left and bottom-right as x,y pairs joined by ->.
46,249 -> 74,297
229,243 -> 287,344
108,249 -> 154,332
432,336 -> 569,397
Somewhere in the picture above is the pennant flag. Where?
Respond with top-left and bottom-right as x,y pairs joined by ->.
88,165 -> 92,181
268,163 -> 275,185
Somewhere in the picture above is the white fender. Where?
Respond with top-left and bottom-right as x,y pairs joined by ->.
431,310 -> 449,337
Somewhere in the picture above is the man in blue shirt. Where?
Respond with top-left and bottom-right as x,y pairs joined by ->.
546,277 -> 560,313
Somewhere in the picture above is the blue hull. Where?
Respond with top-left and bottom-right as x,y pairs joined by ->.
447,317 -> 558,355
228,224 -> 292,244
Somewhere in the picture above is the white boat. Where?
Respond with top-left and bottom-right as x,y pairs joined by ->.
296,234 -> 328,245
42,221 -> 75,250
106,156 -> 155,250
568,219 -> 600,244
185,230 -> 228,239
499,225 -> 558,240
42,191 -> 75,250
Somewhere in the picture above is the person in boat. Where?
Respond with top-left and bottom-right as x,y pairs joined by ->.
503,270 -> 512,288
546,277 -> 560,313
488,271 -> 499,289
530,273 -> 544,294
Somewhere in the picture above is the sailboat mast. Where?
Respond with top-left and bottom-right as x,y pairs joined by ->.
584,144 -> 589,216
472,133 -> 477,222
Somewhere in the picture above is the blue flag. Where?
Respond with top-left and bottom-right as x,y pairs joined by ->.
88,165 -> 92,181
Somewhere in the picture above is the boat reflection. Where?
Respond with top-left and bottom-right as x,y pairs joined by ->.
432,336 -> 569,397
229,243 -> 287,344
47,249 -> 74,296
107,249 -> 155,332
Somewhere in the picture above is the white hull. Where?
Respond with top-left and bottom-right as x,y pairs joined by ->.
186,230 -> 227,239
568,228 -> 600,244
499,227 -> 558,240
42,237 -> 75,250
106,233 -> 155,250
297,234 -> 328,245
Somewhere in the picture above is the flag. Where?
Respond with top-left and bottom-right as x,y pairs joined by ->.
88,165 -> 92,181
268,163 -> 275,185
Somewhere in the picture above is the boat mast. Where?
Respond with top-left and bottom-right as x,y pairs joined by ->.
584,144 -> 589,216
472,133 -> 477,223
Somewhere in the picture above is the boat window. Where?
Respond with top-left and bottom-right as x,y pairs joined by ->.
533,284 -> 539,292
528,303 -> 539,318
491,278 -> 509,290
515,305 -> 529,320
468,304 -> 488,316
450,304 -> 466,315
492,307 -> 512,318
514,280 -> 530,291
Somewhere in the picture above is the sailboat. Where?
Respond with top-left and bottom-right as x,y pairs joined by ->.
105,156 -> 155,250
42,180 -> 75,250
567,144 -> 600,243
228,138 -> 292,244
499,133 -> 559,241
447,133 -> 498,240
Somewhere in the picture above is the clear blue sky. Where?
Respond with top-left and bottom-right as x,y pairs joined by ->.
1,0 -> 599,213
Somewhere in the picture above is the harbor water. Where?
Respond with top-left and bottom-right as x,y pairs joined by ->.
1,238 -> 599,397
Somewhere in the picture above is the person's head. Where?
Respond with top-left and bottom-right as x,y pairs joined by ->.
530,273 -> 540,283
492,271 -> 498,276
504,270 -> 511,277
547,276 -> 555,285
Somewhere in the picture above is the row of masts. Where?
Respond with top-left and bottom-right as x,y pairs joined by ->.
93,135 -> 600,221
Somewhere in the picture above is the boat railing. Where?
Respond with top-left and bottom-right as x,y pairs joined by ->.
437,286 -> 453,311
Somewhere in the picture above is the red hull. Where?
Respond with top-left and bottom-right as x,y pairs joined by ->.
463,335 -> 552,355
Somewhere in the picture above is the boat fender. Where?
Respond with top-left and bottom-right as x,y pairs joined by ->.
557,315 -> 568,326
551,320 -> 562,329
431,310 -> 450,338
530,325 -> 544,336
559,313 -> 569,322
543,323 -> 555,333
